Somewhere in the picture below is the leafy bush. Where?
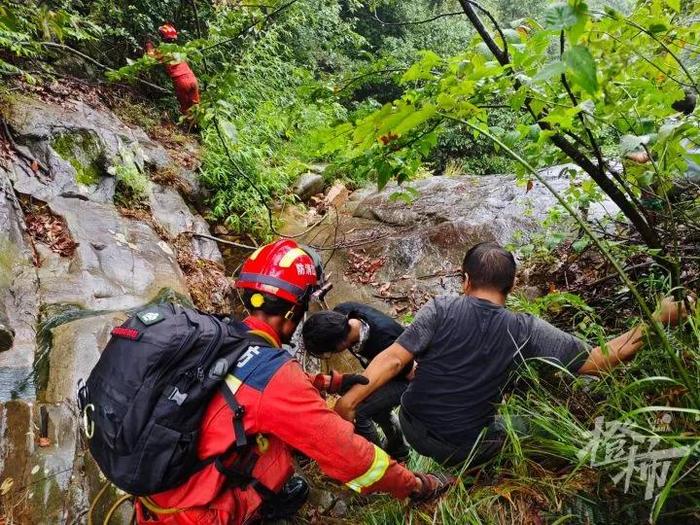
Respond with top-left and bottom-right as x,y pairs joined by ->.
0,2 -> 100,74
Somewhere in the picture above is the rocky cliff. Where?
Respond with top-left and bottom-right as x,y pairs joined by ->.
0,90 -> 226,523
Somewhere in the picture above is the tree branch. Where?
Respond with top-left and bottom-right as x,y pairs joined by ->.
335,67 -> 407,94
457,1 -> 662,250
558,32 -> 642,209
457,0 -> 508,63
39,42 -> 169,94
368,10 -> 464,27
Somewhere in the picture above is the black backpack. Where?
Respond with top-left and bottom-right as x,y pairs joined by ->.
78,303 -> 263,496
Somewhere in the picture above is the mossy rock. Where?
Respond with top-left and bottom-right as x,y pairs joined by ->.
51,130 -> 104,186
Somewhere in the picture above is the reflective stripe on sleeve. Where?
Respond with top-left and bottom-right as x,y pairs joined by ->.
345,445 -> 390,493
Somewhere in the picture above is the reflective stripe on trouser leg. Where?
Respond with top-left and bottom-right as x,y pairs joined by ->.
345,445 -> 390,493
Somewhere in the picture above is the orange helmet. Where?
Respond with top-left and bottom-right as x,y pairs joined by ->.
158,23 -> 178,41
235,239 -> 323,306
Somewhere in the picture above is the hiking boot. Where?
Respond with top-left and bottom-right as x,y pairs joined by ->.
410,472 -> 455,503
259,475 -> 309,521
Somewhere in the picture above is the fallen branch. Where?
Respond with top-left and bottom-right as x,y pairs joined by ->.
372,293 -> 409,301
586,262 -> 655,288
189,232 -> 257,250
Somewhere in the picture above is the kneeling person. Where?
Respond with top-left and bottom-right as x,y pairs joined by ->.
136,241 -> 450,524
303,302 -> 412,461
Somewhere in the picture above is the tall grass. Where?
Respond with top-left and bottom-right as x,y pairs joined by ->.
350,291 -> 700,524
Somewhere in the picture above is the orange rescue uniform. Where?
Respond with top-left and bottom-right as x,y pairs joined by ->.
135,316 -> 417,524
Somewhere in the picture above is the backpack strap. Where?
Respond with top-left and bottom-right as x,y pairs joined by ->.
211,334 -> 275,500
219,382 -> 248,449
213,384 -> 277,500
209,334 -> 283,499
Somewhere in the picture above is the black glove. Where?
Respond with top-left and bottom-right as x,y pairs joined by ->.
312,371 -> 369,394
410,472 -> 455,504
329,370 -> 369,395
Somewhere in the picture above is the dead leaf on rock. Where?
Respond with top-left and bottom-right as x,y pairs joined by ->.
0,478 -> 13,495
23,199 -> 77,259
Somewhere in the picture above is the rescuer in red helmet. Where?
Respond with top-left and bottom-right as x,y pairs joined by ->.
144,23 -> 201,117
135,239 -> 453,524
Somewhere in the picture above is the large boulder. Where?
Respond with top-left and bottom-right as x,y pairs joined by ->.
293,171 -> 325,202
36,196 -> 187,310
149,184 -> 221,263
294,166 -> 619,315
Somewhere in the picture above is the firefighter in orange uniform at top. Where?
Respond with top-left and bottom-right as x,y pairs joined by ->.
135,239 -> 453,524
145,23 -> 201,115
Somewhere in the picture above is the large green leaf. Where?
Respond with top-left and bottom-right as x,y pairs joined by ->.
567,0 -> 589,43
544,2 -> 579,30
541,106 -> 581,129
533,61 -> 566,82
401,50 -> 442,83
376,160 -> 393,191
562,45 -> 598,94
393,104 -> 436,136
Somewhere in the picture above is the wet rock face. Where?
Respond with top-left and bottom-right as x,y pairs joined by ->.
312,167 -> 618,316
0,93 -> 223,523
0,172 -> 40,400
37,197 -> 187,310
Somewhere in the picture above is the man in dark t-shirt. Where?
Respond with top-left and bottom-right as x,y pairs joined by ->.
303,303 -> 412,460
334,243 -> 691,467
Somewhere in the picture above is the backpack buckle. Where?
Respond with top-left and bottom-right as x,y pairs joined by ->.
233,406 -> 245,419
82,403 -> 95,439
168,387 -> 189,406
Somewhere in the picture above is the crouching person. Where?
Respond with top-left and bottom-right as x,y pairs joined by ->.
303,302 -> 412,461
126,240 -> 451,524
335,242 -> 692,468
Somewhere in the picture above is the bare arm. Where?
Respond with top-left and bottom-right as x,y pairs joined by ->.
334,342 -> 414,421
578,325 -> 647,375
578,297 -> 692,375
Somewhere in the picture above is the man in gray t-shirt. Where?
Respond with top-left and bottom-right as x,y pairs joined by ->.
334,243 -> 690,466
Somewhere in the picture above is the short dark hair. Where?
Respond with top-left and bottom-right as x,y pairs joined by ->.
241,290 -> 296,317
462,242 -> 516,294
302,310 -> 350,357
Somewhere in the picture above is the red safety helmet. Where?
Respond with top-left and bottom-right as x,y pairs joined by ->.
158,23 -> 178,41
235,239 -> 323,306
